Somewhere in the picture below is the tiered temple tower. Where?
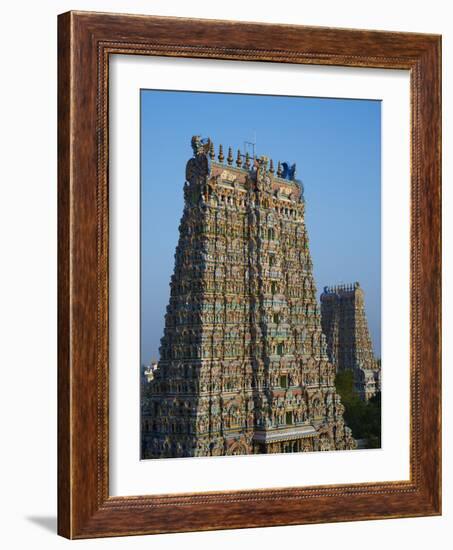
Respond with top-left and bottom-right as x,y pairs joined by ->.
320,283 -> 381,400
141,136 -> 356,458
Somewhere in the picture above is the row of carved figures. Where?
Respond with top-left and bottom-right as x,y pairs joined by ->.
207,140 -> 290,178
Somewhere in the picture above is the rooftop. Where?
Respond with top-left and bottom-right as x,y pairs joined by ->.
191,135 -> 302,187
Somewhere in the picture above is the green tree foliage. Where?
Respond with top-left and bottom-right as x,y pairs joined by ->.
335,370 -> 381,448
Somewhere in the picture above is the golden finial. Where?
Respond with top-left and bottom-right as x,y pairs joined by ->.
218,144 -> 224,163
277,160 -> 282,177
227,146 -> 233,165
209,140 -> 215,160
245,151 -> 251,169
236,149 -> 242,167
269,159 -> 274,174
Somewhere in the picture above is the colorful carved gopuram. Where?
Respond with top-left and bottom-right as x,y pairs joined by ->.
141,136 -> 357,458
320,283 -> 381,401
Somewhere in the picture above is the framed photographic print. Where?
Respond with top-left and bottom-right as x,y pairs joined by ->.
58,11 -> 441,538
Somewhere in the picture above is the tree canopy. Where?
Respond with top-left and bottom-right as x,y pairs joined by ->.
335,370 -> 381,448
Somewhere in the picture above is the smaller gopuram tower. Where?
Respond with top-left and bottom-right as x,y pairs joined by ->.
320,283 -> 381,400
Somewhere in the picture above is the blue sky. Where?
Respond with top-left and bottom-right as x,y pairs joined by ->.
141,90 -> 381,364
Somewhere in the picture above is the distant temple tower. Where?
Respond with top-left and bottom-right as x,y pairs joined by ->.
320,283 -> 381,400
141,136 -> 356,458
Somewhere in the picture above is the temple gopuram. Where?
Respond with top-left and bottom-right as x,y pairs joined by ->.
141,136 -> 356,459
320,283 -> 381,401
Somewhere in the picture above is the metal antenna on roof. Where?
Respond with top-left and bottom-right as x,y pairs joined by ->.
243,131 -> 256,160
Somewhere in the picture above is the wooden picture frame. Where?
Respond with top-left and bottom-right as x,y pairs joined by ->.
58,10 -> 441,539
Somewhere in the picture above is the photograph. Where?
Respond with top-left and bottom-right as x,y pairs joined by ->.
140,90 -> 382,459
